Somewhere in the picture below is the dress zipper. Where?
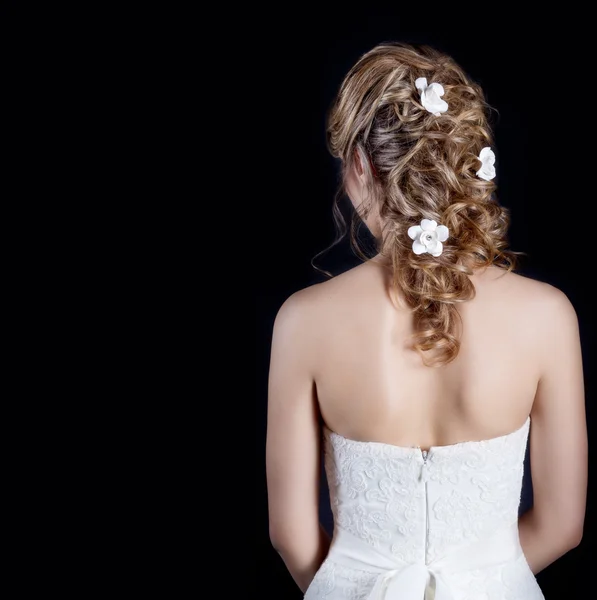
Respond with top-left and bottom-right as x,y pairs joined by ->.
421,449 -> 429,564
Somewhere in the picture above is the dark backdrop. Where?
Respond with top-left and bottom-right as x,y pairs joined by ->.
255,11 -> 594,598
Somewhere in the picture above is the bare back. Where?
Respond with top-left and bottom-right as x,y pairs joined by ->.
267,255 -> 586,587
307,261 -> 548,449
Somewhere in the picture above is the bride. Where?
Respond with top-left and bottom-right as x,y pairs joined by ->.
265,42 -> 587,599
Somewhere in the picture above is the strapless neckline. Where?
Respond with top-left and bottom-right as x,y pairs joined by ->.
306,413 -> 543,599
323,415 -> 530,454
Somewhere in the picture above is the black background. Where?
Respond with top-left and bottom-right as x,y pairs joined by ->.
255,10 -> 594,598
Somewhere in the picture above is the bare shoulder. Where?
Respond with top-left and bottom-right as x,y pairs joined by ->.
273,282 -> 324,334
272,278 -> 334,342
278,262 -> 376,311
476,267 -> 578,328
273,262 -> 379,335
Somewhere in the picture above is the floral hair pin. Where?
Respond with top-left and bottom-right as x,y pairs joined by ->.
476,147 -> 496,181
408,219 -> 449,257
415,77 -> 449,116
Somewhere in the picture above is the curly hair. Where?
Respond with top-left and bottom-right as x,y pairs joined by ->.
326,42 -> 516,367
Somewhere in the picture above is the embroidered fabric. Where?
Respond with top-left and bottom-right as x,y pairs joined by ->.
304,418 -> 544,599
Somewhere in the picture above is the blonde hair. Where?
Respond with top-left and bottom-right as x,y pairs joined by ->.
326,42 -> 515,366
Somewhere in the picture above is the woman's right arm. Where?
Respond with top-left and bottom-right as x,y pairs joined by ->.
518,288 -> 587,573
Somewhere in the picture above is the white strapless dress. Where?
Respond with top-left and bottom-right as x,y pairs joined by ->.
304,417 -> 544,599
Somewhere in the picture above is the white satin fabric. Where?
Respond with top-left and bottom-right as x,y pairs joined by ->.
304,418 -> 544,599
325,523 -> 522,599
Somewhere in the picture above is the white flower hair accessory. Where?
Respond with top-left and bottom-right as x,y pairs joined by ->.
415,77 -> 449,116
476,147 -> 496,181
408,219 -> 449,257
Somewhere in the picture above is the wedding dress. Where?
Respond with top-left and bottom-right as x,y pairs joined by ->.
304,417 -> 544,599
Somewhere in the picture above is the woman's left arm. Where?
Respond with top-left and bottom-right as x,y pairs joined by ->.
266,291 -> 330,593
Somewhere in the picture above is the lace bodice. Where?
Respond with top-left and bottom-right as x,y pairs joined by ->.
304,417 -> 544,599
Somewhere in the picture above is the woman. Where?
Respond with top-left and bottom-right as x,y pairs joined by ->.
266,42 -> 587,599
